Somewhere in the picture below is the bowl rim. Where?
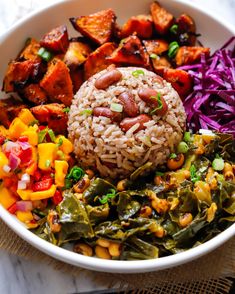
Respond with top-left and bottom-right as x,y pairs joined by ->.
0,0 -> 235,273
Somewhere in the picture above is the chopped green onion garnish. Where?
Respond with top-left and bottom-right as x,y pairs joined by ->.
120,38 -> 126,45
155,171 -> 164,176
57,137 -> 63,147
169,153 -> 177,159
57,150 -> 65,160
99,189 -> 116,204
150,93 -> 163,115
79,109 -> 93,116
212,157 -> 224,171
170,24 -> 178,34
190,164 -> 200,183
150,53 -> 158,59
38,128 -> 48,143
67,166 -> 85,181
110,103 -> 123,113
64,178 -> 73,189
48,129 -> 56,142
62,107 -> 70,113
132,69 -> 145,78
29,119 -> 39,126
38,47 -> 53,62
168,41 -> 180,58
183,131 -> 191,142
177,142 -> 189,154
45,160 -> 51,168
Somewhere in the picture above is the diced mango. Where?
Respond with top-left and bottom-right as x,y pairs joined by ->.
16,211 -> 34,223
55,160 -> 69,187
30,184 -> 57,201
9,118 -> 28,139
22,129 -> 38,146
25,146 -> 37,175
38,143 -> 57,171
0,151 -> 10,179
0,185 -> 16,209
18,108 -> 36,126
17,189 -> 32,200
0,126 -> 8,137
55,135 -> 74,154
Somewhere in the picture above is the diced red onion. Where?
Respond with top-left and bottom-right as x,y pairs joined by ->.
17,180 -> 27,190
2,164 -> 11,173
16,201 -> 33,212
18,141 -> 31,150
21,173 -> 30,183
3,141 -> 19,152
9,153 -> 21,170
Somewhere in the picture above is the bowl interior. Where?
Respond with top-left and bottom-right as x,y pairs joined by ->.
0,0 -> 234,273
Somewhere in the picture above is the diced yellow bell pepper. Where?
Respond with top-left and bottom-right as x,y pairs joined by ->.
9,118 -> 28,139
25,146 -> 37,175
55,160 -> 69,187
30,184 -> 57,201
0,185 -> 16,209
55,135 -> 74,154
0,151 -> 10,179
17,189 -> 32,200
0,126 -> 8,137
18,109 -> 36,126
22,129 -> 38,146
16,211 -> 34,223
38,143 -> 57,171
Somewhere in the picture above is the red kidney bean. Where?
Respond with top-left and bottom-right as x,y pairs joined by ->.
120,114 -> 151,133
95,69 -> 122,90
118,92 -> 139,117
93,107 -> 122,122
138,88 -> 168,116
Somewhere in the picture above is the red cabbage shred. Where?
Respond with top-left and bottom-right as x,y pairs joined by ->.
179,37 -> 235,136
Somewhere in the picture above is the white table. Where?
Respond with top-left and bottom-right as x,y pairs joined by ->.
0,0 -> 234,293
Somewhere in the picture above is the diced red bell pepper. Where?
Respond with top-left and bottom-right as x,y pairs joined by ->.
33,169 -> 42,181
52,190 -> 63,205
19,148 -> 32,165
8,203 -> 17,214
32,178 -> 53,192
18,136 -> 29,142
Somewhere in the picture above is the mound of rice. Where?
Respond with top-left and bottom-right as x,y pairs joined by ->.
68,67 -> 186,178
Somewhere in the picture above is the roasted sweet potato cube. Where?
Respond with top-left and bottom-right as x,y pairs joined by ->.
2,60 -> 39,93
70,69 -> 84,93
40,25 -> 69,53
163,68 -> 193,97
108,35 -> 149,67
70,9 -> 116,45
143,39 -> 169,56
150,1 -> 174,35
40,58 -> 73,106
84,42 -> 116,79
31,103 -> 68,134
120,15 -> 153,39
21,84 -> 48,105
176,14 -> 196,46
19,38 -> 41,61
175,46 -> 210,66
152,56 -> 171,76
64,41 -> 92,69
0,98 -> 26,128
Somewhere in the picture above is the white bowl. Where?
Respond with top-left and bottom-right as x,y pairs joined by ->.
0,0 -> 234,273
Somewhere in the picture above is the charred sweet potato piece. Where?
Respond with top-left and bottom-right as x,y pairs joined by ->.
2,60 -> 41,93
70,69 -> 84,93
40,25 -> 69,53
163,68 -> 193,97
0,98 -> 26,128
63,41 -> 92,69
175,46 -> 210,66
152,56 -> 171,75
31,103 -> 68,134
21,84 -> 48,105
150,1 -> 174,35
107,35 -> 149,67
120,15 -> 153,39
143,39 -> 169,56
176,14 -> 196,46
70,9 -> 116,45
19,38 -> 41,61
40,58 -> 73,106
84,42 -> 116,79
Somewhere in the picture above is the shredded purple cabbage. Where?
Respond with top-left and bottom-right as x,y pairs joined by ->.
179,37 -> 235,136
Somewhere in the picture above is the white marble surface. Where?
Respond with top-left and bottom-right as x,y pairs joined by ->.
0,0 -> 234,293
